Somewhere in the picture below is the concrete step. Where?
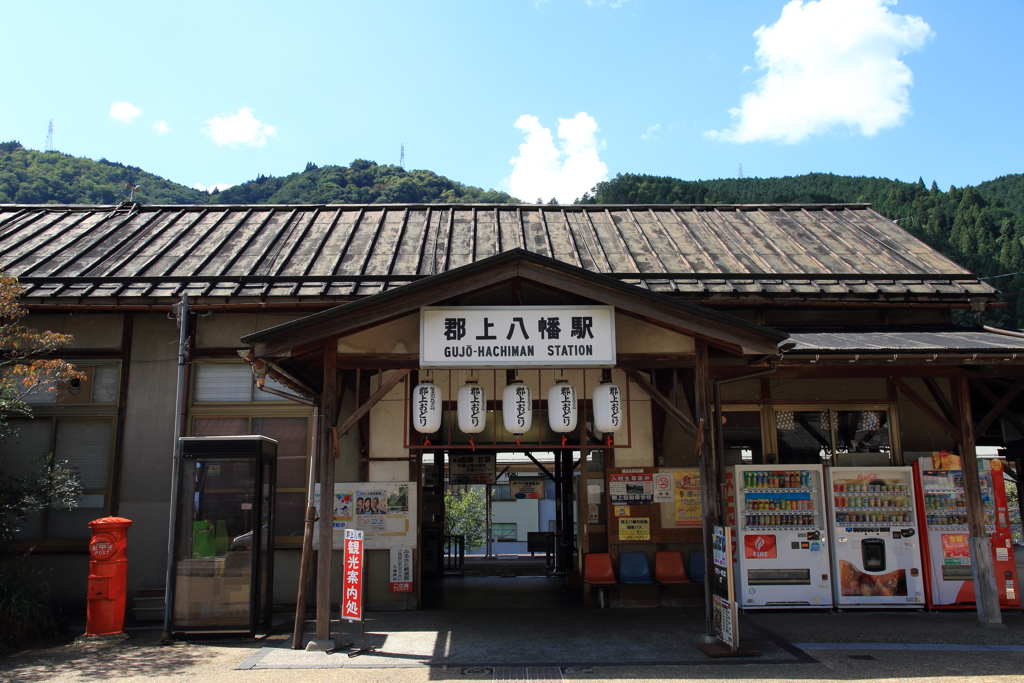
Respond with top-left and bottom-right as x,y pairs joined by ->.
132,590 -> 166,621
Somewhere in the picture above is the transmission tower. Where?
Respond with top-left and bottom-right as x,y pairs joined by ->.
45,119 -> 54,152
400,143 -> 405,169
738,163 -> 744,179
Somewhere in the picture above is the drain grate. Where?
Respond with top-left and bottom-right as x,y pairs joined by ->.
493,666 -> 563,682
848,654 -> 876,661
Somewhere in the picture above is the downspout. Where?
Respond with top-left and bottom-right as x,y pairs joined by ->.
162,294 -> 189,640
713,363 -> 777,522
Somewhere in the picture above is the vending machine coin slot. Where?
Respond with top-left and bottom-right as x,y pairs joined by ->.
862,537 -> 886,572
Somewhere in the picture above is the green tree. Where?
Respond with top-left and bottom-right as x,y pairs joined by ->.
443,488 -> 487,551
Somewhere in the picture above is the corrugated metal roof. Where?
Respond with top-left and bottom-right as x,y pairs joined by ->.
0,203 -> 995,301
786,330 -> 1024,353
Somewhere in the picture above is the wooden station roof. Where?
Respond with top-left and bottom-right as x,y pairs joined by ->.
0,203 -> 996,303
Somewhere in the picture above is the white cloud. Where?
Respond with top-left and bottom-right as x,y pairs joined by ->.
507,113 -> 609,204
153,120 -> 170,134
194,182 -> 233,193
204,107 -> 277,147
741,65 -> 752,74
584,0 -> 629,7
109,102 -> 142,123
706,0 -> 934,144
641,123 -> 661,141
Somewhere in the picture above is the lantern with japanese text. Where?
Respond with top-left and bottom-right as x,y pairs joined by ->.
411,380 -> 442,434
502,380 -> 532,435
592,381 -> 623,433
457,379 -> 487,434
547,379 -> 577,433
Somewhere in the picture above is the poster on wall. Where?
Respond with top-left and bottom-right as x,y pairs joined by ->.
656,468 -> 702,528
510,478 -> 544,499
313,482 -> 417,550
618,517 -> 650,541
390,546 -> 414,592
609,472 -> 653,504
450,453 -> 496,484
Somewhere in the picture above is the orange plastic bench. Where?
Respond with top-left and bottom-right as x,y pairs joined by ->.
655,551 -> 690,584
584,553 -> 616,585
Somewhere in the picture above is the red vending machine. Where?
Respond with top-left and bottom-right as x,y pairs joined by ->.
912,453 -> 1020,610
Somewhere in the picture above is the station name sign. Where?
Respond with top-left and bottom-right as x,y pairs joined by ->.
420,305 -> 616,368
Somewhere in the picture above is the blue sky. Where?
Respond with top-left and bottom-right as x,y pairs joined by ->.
1,0 -> 1021,202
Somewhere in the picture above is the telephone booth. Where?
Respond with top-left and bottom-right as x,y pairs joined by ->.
170,436 -> 277,637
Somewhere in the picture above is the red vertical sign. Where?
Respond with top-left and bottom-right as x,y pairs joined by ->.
342,528 -> 364,621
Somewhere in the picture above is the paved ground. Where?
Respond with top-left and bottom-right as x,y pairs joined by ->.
3,577 -> 1024,682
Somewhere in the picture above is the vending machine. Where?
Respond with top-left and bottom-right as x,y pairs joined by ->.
912,454 -> 1020,610
826,466 -> 924,608
733,464 -> 832,609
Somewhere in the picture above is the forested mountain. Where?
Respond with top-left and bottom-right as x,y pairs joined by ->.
578,172 -> 1024,327
0,142 -> 514,206
2,138 -> 1024,326
0,141 -> 206,204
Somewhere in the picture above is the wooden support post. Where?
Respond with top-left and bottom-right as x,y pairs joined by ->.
624,368 -> 699,438
955,377 -> 1003,626
893,377 -> 963,443
316,341 -> 339,642
694,341 -> 717,640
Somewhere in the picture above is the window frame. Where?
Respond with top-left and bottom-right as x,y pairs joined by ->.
189,361 -> 314,547
3,361 -> 121,550
767,402 -> 902,465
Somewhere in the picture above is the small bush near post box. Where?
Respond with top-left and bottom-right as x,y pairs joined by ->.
0,555 -> 63,652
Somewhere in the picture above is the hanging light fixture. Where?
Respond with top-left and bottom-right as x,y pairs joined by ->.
411,380 -> 441,434
547,379 -> 577,433
502,379 -> 532,435
592,380 -> 623,433
457,379 -> 487,434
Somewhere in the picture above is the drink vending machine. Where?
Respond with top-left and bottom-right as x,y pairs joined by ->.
826,466 -> 924,607
733,464 -> 832,608
912,454 -> 1020,610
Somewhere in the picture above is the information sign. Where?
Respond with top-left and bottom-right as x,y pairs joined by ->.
420,305 -> 616,368
711,525 -> 739,649
609,473 -> 654,504
450,453 -> 496,485
510,478 -> 544,499
342,529 -> 364,622
389,547 -> 414,592
619,517 -> 650,541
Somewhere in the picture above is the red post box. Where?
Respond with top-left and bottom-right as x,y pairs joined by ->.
86,516 -> 132,636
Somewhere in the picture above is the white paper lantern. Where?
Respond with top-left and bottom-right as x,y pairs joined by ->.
502,380 -> 532,435
457,380 -> 487,434
411,381 -> 441,434
592,381 -> 623,433
547,380 -> 578,433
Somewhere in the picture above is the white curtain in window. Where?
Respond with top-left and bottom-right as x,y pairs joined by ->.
194,364 -> 252,402
55,419 -> 111,489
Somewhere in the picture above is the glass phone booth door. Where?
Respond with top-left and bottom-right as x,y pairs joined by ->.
171,436 -> 277,637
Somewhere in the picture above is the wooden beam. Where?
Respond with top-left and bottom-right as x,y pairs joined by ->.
922,377 -> 956,426
333,369 -> 411,443
974,377 -> 1024,438
623,368 -> 699,438
892,377 -> 963,443
955,377 -> 1003,625
972,379 -> 1024,439
693,340 -> 716,640
315,340 -> 338,642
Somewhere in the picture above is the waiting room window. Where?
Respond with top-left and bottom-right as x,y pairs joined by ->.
492,523 -> 517,541
774,407 -> 892,465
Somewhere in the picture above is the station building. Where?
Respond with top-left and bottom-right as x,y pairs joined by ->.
1,202 -> 1020,631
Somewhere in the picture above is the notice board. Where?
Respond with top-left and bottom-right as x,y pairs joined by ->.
313,481 -> 418,550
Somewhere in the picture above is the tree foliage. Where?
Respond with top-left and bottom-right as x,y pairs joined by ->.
443,488 -> 487,551
213,159 -> 518,205
0,141 -> 205,205
579,172 -> 1024,329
